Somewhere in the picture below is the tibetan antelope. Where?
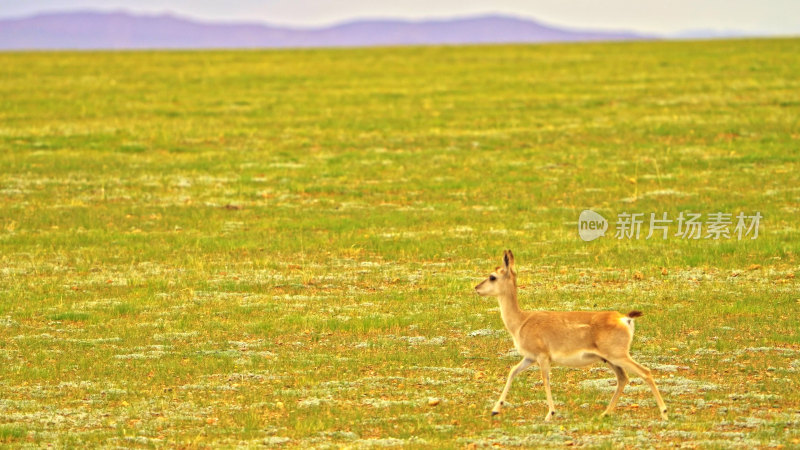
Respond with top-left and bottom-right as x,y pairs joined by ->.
475,250 -> 668,421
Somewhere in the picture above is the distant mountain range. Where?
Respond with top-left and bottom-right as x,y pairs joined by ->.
0,11 -> 749,50
0,11 -> 651,50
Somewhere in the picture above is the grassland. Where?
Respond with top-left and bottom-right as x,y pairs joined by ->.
0,38 -> 799,447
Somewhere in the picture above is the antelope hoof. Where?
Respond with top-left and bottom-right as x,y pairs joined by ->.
544,410 -> 556,421
660,408 -> 669,421
491,401 -> 504,416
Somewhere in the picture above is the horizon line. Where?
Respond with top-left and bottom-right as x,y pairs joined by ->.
0,8 -> 778,38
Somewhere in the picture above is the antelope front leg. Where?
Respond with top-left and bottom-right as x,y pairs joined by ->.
538,356 -> 557,421
492,358 -> 533,416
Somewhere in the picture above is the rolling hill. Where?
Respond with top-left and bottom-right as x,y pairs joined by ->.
0,11 -> 650,50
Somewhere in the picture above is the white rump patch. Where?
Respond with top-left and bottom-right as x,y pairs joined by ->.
620,316 -> 635,335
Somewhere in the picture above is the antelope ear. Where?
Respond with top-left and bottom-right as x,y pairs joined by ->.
504,250 -> 515,272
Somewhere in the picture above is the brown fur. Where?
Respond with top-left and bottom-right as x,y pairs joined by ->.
475,250 -> 668,421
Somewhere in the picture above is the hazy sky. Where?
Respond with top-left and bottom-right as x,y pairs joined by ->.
2,0 -> 798,35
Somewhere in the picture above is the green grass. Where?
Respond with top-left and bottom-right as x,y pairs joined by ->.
0,425 -> 27,443
0,39 -> 799,447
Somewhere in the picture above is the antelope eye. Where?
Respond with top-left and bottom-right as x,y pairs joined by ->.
489,275 -> 497,281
